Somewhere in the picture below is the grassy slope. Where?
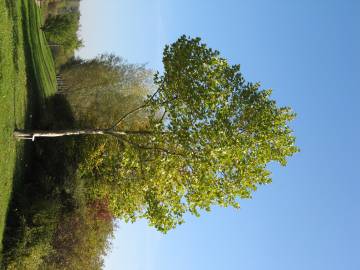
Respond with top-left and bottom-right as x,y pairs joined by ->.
0,0 -> 56,253
22,0 -> 57,99
0,0 -> 27,252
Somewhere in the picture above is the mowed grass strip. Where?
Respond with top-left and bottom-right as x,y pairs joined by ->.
0,0 -> 57,253
22,0 -> 57,100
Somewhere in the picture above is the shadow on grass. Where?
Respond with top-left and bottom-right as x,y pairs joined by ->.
3,92 -> 114,268
1,91 -> 82,264
2,11 -> 82,258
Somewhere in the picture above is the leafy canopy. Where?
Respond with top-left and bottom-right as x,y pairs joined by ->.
42,13 -> 82,51
80,36 -> 298,233
61,54 -> 153,129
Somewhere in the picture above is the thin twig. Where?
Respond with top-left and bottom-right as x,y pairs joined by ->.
159,110 -> 167,122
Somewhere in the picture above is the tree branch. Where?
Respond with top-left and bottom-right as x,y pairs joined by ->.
159,110 -> 167,123
107,88 -> 161,131
115,135 -> 187,158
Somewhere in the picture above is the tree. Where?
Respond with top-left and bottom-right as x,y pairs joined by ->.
42,13 -> 82,51
15,36 -> 298,232
44,200 -> 114,270
59,55 -> 153,129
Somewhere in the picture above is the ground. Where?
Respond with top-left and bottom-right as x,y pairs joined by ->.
0,0 -> 56,256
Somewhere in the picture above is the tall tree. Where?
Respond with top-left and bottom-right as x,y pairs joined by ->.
59,54 -> 153,129
42,13 -> 82,51
15,36 -> 298,232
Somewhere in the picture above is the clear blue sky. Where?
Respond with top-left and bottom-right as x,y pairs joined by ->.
77,1 -> 360,269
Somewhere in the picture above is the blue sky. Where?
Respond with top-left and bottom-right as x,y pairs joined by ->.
78,1 -> 360,269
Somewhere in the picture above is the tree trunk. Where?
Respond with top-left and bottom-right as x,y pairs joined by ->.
13,129 -> 151,141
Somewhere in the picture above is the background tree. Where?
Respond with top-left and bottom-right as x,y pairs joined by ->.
15,36 -> 298,232
60,54 -> 153,129
44,200 -> 114,270
42,13 -> 82,52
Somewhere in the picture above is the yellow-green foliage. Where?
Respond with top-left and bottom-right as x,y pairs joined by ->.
76,37 -> 298,233
4,205 -> 58,270
42,13 -> 81,51
60,55 -> 152,129
6,242 -> 52,270
78,136 -> 149,222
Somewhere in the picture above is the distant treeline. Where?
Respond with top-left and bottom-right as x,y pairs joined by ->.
42,0 -> 82,69
43,0 -> 80,18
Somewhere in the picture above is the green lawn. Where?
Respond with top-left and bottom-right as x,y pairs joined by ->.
0,0 -> 56,254
22,0 -> 57,99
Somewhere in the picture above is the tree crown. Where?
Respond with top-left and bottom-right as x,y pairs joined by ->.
77,36 -> 298,232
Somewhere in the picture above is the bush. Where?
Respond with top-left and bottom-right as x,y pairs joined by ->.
4,202 -> 59,270
45,200 -> 114,270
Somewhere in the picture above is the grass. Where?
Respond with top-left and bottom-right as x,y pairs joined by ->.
0,0 -> 56,255
1,1 -> 113,267
0,0 -> 27,254
21,0 -> 57,100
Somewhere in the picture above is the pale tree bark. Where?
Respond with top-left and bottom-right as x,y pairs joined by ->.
13,129 -> 152,141
13,85 -> 160,141
13,129 -> 186,157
